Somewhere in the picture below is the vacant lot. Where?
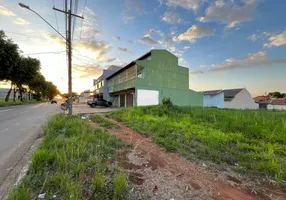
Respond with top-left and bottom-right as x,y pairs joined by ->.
8,115 -> 129,200
107,105 -> 286,184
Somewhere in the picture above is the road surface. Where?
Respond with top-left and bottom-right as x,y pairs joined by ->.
0,102 -> 60,186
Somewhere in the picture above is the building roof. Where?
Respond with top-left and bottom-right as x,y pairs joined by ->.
253,96 -> 271,104
201,90 -> 223,96
106,61 -> 136,80
271,98 -> 286,105
202,88 -> 244,102
106,50 -> 171,80
106,51 -> 153,80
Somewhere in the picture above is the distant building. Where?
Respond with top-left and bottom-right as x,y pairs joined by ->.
106,49 -> 203,108
254,96 -> 271,109
201,90 -> 224,108
0,88 -> 28,100
202,88 -> 258,109
93,65 -> 122,100
267,98 -> 286,110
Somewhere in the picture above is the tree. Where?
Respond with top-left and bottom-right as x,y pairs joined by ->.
44,81 -> 60,100
11,57 -> 40,101
268,92 -> 285,98
0,31 -> 21,101
29,72 -> 46,100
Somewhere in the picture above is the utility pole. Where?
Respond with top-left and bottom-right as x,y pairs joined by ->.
54,1 -> 83,115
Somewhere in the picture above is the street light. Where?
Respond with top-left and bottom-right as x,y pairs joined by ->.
18,3 -> 66,41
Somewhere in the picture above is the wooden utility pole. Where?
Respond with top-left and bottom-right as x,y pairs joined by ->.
54,1 -> 83,115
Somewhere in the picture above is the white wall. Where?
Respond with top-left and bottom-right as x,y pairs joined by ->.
267,104 -> 286,110
224,88 -> 258,109
137,89 -> 159,106
203,92 -> 224,108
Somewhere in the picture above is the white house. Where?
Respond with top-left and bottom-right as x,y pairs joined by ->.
202,90 -> 224,108
202,88 -> 258,109
267,99 -> 286,110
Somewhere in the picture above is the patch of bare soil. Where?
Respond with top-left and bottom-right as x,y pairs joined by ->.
88,114 -> 286,200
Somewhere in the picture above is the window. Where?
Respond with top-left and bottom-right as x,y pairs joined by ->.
102,80 -> 104,87
137,65 -> 144,79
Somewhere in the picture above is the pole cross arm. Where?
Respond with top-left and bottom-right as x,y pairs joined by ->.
53,7 -> 84,19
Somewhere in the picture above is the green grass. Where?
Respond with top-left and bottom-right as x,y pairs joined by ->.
107,105 -> 286,183
8,115 -> 128,200
0,99 -> 46,107
91,114 -> 119,129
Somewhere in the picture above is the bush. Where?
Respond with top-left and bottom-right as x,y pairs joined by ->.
161,97 -> 173,107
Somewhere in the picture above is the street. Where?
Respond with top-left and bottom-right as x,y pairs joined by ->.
0,102 -> 60,186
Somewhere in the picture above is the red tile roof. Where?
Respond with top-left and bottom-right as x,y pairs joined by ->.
271,98 -> 286,105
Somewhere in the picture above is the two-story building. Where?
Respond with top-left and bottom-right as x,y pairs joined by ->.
93,65 -> 121,100
106,49 -> 203,107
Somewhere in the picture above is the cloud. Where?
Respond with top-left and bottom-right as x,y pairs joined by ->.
106,58 -> 119,63
0,5 -> 16,16
190,70 -> 203,75
197,0 -> 261,29
162,11 -> 182,24
200,65 -> 206,68
264,31 -> 286,48
122,0 -> 143,23
127,40 -> 133,44
191,51 -> 286,75
81,26 -> 100,37
122,14 -> 135,23
248,34 -> 257,41
125,0 -> 143,14
118,47 -> 132,53
73,64 -> 102,79
139,36 -> 160,45
159,35 -> 176,46
178,25 -> 214,43
79,7 -> 101,40
13,18 -> 30,25
167,47 -> 175,53
145,29 -> 163,37
165,0 -> 201,11
183,46 -> 191,49
112,36 -> 121,41
47,34 -> 111,61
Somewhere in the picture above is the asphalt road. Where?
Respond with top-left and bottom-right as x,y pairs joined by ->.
0,102 -> 60,186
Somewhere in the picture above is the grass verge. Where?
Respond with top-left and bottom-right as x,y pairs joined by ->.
90,114 -> 119,129
8,115 -> 128,200
0,99 -> 47,107
107,105 -> 286,184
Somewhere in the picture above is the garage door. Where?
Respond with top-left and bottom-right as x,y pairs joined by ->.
137,89 -> 159,106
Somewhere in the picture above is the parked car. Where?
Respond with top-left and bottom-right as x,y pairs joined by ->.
88,98 -> 112,107
51,99 -> 57,104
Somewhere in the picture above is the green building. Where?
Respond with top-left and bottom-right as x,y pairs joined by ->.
106,49 -> 203,107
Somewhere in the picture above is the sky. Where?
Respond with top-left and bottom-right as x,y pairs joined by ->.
0,0 -> 285,96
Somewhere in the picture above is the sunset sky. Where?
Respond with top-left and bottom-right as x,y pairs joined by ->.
0,0 -> 286,96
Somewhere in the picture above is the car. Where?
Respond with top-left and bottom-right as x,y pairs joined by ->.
51,99 -> 57,104
89,98 -> 112,108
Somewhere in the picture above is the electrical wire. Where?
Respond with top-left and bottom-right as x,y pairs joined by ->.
23,51 -> 65,55
53,0 -> 60,32
72,0 -> 79,41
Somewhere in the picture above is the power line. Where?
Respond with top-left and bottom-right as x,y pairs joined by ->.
72,0 -> 79,41
23,51 -> 65,55
53,0 -> 60,32
78,0 -> 87,42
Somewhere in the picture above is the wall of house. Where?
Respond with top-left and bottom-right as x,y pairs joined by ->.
94,69 -> 121,100
267,104 -> 286,110
135,50 -> 202,107
203,92 -> 224,108
224,88 -> 258,109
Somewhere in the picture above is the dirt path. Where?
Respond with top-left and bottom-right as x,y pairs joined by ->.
88,114 -> 286,200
